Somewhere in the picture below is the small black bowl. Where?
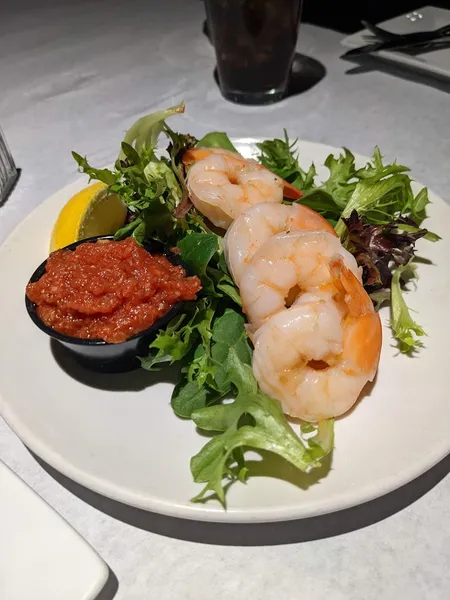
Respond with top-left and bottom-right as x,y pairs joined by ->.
25,235 -> 186,373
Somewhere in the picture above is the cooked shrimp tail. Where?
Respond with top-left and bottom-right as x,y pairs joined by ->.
283,180 -> 303,200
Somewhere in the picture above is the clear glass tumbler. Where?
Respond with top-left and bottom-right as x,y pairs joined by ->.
0,127 -> 18,204
204,0 -> 302,105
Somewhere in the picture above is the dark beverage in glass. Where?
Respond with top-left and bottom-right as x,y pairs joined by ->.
204,0 -> 302,105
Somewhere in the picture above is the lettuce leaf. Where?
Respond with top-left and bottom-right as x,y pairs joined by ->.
257,135 -> 429,231
210,309 -> 252,392
72,152 -> 118,186
196,132 -> 237,153
390,262 -> 426,353
297,189 -> 343,223
119,102 -> 185,160
141,232 -> 222,372
190,345 -> 333,504
335,174 -> 416,236
141,301 -> 213,371
321,148 -> 358,208
257,131 -> 317,192
332,148 -> 428,236
343,211 -> 430,292
178,233 -> 219,284
171,377 -> 219,418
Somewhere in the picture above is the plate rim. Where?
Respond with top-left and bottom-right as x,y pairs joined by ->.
1,137 -> 449,524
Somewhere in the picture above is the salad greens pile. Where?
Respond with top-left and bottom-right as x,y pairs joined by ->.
72,103 -> 435,504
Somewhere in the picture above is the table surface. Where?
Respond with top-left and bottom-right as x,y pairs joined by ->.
2,1 -> 450,598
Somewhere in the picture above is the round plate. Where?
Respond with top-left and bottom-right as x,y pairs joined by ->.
1,139 -> 449,523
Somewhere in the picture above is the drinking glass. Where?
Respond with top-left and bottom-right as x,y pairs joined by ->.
0,127 -> 18,204
204,0 -> 302,105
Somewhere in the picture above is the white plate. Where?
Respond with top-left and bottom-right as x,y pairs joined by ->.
341,6 -> 450,80
0,139 -> 449,524
0,460 -> 108,600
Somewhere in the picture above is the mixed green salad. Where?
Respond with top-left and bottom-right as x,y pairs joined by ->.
73,102 -> 437,504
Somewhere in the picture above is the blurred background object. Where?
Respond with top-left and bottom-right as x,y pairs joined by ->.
204,0 -> 302,104
0,127 -> 18,206
302,0 -> 450,33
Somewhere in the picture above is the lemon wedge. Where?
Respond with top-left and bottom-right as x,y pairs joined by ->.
50,182 -> 128,252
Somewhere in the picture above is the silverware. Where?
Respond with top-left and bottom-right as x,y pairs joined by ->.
361,20 -> 400,42
343,22 -> 450,58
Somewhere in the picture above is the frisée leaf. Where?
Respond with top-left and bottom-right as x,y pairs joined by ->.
119,102 -> 185,160
390,262 -> 426,353
190,347 -> 333,504
257,130 -> 317,192
72,152 -> 118,186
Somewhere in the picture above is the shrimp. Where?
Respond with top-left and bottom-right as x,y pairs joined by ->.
223,202 -> 337,286
183,147 -> 302,230
252,263 -> 382,421
239,230 -> 361,331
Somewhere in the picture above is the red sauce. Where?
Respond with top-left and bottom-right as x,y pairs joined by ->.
26,238 -> 201,343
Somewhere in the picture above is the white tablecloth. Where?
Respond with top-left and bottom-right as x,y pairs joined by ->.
1,1 -> 450,598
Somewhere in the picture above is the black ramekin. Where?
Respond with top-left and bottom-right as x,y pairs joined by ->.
25,235 -> 186,373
